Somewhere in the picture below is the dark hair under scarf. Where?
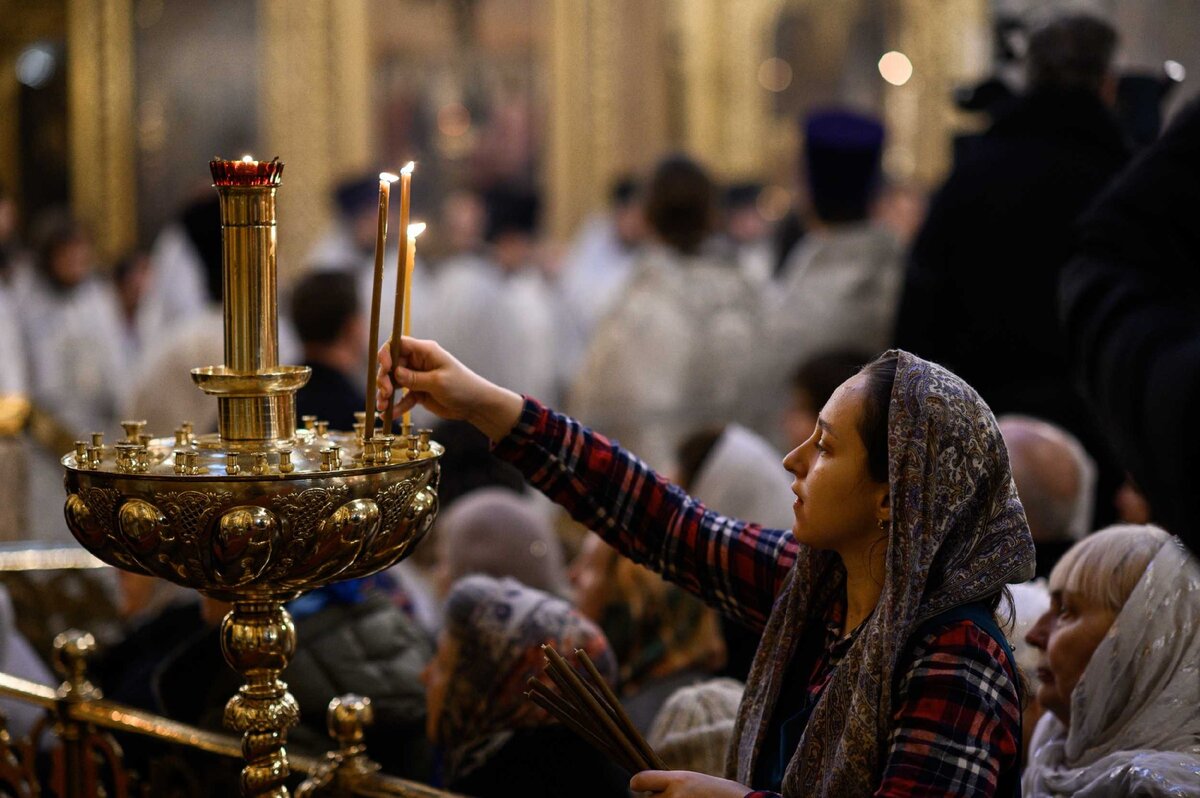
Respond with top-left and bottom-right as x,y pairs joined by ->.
729,350 -> 1035,795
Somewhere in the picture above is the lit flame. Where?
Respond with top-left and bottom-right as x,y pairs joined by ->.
408,222 -> 427,238
400,161 -> 416,176
379,172 -> 400,183
241,154 -> 255,163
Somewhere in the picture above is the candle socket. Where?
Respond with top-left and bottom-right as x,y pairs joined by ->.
174,451 -> 188,475
90,432 -> 104,449
320,447 -> 337,472
278,449 -> 294,474
315,420 -> 329,437
376,434 -> 395,464
252,453 -> 270,476
226,452 -> 241,476
121,420 -> 147,443
74,441 -> 87,462
302,415 -> 317,432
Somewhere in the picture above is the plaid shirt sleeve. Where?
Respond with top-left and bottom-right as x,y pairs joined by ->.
492,397 -> 798,631
875,621 -> 1021,797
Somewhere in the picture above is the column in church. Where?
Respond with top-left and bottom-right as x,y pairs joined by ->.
549,0 -> 690,240
260,0 -> 372,281
672,0 -> 782,182
66,0 -> 137,263
882,0 -> 990,186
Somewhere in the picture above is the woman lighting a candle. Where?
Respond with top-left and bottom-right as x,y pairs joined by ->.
378,339 -> 1032,797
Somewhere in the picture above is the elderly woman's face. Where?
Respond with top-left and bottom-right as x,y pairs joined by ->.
1025,589 -> 1115,725
420,632 -> 459,743
782,374 -> 888,555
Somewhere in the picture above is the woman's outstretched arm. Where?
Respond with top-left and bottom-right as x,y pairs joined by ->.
378,337 -> 798,631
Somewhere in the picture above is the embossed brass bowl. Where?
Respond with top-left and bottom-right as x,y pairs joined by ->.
62,442 -> 440,603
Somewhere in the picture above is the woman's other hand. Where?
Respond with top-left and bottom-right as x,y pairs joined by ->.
630,770 -> 751,798
375,336 -> 524,442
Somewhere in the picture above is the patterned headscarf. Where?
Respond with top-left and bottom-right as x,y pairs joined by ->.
730,350 -> 1036,795
437,575 -> 615,783
1023,537 -> 1200,797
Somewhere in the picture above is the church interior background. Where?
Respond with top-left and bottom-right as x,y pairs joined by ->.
0,1 -> 1199,795
3,0 -> 1197,273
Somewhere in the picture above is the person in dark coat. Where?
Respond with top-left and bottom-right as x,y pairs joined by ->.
1059,95 -> 1200,556
893,12 -> 1130,525
291,270 -> 366,431
155,582 -> 434,781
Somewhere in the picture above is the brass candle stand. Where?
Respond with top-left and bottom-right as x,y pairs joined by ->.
59,158 -> 441,798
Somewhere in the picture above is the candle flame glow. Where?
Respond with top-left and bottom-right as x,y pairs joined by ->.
408,222 -> 427,238
400,161 -> 416,176
241,154 -> 255,163
379,172 -> 400,183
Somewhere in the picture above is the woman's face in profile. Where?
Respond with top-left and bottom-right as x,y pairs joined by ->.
782,374 -> 888,555
1025,589 -> 1116,725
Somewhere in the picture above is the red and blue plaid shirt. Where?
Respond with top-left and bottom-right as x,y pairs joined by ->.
493,398 -> 1021,797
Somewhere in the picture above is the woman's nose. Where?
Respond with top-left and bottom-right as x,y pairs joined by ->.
1026,610 -> 1051,650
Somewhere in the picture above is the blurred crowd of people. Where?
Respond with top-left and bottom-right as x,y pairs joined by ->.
0,8 -> 1198,797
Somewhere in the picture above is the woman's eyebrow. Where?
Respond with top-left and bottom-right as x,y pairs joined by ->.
817,417 -> 837,438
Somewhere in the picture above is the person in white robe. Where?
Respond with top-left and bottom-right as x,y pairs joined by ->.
137,193 -> 212,345
16,213 -> 128,542
569,157 -> 760,475
687,424 -> 795,530
424,187 -> 557,406
0,283 -> 28,539
760,110 -> 904,446
555,178 -> 644,389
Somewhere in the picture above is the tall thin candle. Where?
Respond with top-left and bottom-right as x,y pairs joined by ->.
401,222 -> 426,429
383,161 -> 415,431
363,172 -> 399,439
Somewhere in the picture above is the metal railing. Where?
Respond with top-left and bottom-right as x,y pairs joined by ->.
0,629 -> 456,797
0,544 -> 456,798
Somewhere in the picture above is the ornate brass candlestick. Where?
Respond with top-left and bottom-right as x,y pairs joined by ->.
60,158 -> 441,797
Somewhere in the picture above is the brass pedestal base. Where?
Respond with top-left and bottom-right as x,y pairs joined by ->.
222,601 -> 300,797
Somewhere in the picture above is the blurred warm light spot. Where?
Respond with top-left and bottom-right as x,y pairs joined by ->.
758,58 -> 793,93
438,103 -> 472,137
878,51 -> 913,86
1165,60 -> 1186,82
758,185 -> 792,222
241,154 -> 255,163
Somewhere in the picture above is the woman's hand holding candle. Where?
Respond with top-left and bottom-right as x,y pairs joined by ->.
376,337 -> 523,443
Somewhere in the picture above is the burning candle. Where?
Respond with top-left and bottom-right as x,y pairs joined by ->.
401,221 -> 426,429
383,161 -> 416,430
363,172 -> 399,439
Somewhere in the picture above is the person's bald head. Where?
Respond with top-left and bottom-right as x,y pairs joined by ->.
999,415 -> 1096,543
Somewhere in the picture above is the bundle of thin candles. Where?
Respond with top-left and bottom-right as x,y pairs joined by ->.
525,644 -> 667,774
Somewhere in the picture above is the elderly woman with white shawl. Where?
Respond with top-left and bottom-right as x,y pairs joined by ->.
1024,524 -> 1200,797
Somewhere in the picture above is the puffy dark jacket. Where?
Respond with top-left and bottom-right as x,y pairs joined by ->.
156,589 -> 434,780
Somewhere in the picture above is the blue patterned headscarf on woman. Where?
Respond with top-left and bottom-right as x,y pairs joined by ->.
437,575 -> 616,784
730,350 -> 1036,796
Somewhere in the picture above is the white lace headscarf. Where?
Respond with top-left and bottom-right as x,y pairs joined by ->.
1023,536 -> 1200,797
